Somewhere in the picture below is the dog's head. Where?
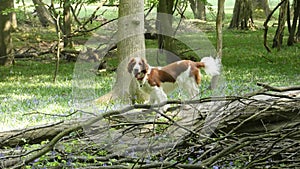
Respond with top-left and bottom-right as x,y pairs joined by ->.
127,57 -> 149,80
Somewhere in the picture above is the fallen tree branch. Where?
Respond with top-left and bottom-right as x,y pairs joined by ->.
1,84 -> 299,168
257,82 -> 300,92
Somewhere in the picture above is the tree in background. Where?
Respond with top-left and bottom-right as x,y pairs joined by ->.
0,0 -> 14,66
12,0 -> 17,31
253,0 -> 271,17
272,0 -> 288,49
189,0 -> 206,20
288,0 -> 300,46
32,0 -> 55,27
157,0 -> 176,63
216,0 -> 224,58
63,0 -> 73,48
229,0 -> 254,29
263,0 -> 300,51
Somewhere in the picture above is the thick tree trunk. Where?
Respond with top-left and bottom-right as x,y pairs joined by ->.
109,0 -> 145,100
32,0 -> 55,27
229,0 -> 254,29
189,0 -> 206,20
0,0 -> 14,66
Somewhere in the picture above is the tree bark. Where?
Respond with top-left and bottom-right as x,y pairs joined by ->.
189,0 -> 206,20
110,0 -> 145,100
287,0 -> 300,46
229,0 -> 254,29
297,14 -> 300,41
0,0 -> 14,66
253,0 -> 271,17
11,0 -> 17,31
216,0 -> 224,58
32,0 -> 55,27
272,0 -> 288,49
63,0 -> 73,48
157,0 -> 176,63
0,121 -> 82,148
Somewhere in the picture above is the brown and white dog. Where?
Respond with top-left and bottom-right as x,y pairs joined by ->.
127,57 -> 220,104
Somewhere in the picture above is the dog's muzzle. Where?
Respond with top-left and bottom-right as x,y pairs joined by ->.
133,69 -> 146,81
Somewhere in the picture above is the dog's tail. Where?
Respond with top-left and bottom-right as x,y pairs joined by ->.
199,56 -> 220,76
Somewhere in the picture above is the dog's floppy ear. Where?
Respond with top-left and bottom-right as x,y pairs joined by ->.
127,58 -> 136,73
141,58 -> 149,72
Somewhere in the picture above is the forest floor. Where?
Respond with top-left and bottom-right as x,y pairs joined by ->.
0,17 -> 299,131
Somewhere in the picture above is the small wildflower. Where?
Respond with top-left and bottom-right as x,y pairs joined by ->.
159,157 -> 164,162
187,157 -> 193,163
33,158 -> 39,163
212,166 -> 219,169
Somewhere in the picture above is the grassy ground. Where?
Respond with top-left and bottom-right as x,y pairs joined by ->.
1,27 -> 299,131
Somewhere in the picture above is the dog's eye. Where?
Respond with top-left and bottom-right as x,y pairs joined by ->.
139,62 -> 143,65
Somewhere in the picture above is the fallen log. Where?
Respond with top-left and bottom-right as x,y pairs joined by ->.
0,120 -> 84,148
1,84 -> 299,168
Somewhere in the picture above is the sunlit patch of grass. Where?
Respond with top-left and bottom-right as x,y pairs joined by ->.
0,60 -> 115,131
208,28 -> 300,95
2,18 -> 300,131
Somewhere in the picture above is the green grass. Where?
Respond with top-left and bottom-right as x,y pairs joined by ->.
1,27 -> 299,131
0,61 -> 73,131
1,2 -> 300,132
220,28 -> 300,94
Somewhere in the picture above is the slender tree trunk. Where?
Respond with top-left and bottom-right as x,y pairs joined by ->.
63,0 -> 73,48
229,0 -> 254,29
287,0 -> 300,45
11,0 -> 17,31
211,0 -> 224,90
297,14 -> 300,41
216,0 -> 224,58
272,0 -> 288,49
189,0 -> 206,20
0,0 -> 14,66
32,0 -> 55,27
114,0 -> 145,99
157,0 -> 176,63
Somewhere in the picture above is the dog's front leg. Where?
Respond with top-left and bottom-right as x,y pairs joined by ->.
149,86 -> 171,112
150,86 -> 167,104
